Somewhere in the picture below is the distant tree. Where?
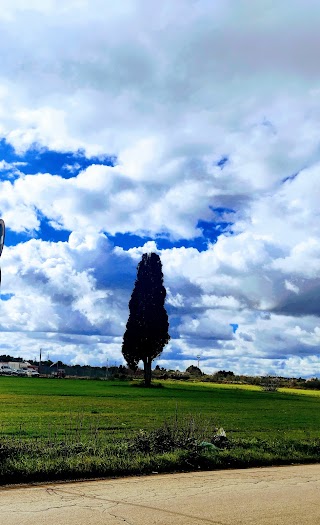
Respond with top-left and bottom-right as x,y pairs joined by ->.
260,376 -> 280,392
216,370 -> 234,378
42,359 -> 53,367
122,252 -> 170,386
186,365 -> 202,376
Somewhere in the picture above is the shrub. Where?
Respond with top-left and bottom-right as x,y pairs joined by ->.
130,415 -> 227,454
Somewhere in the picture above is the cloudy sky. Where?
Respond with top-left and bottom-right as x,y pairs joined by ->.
1,0 -> 320,377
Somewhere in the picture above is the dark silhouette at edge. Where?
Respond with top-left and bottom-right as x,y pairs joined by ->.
0,219 -> 5,285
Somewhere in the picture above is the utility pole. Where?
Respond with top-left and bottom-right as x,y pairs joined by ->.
197,355 -> 201,369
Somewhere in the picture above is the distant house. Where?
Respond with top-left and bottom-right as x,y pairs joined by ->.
6,361 -> 38,372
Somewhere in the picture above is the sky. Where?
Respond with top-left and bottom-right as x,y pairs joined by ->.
1,0 -> 320,377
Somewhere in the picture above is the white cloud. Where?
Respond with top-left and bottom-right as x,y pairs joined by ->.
272,239 -> 320,279
285,280 -> 300,294
1,234 -> 133,336
1,1 -> 320,375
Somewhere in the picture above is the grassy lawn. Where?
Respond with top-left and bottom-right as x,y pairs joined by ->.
1,377 -> 320,483
1,377 -> 320,439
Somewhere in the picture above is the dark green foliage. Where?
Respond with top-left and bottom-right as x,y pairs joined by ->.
304,379 -> 320,390
186,365 -> 202,376
216,370 -> 234,378
122,253 -> 170,385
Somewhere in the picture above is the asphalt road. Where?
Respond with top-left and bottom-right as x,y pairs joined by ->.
1,464 -> 320,525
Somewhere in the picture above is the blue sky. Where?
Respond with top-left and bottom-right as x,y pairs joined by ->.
1,1 -> 320,377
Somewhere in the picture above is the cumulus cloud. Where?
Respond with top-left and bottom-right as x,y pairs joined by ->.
1,234 -> 136,336
1,1 -> 320,376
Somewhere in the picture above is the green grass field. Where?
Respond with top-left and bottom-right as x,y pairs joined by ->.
1,377 -> 320,484
1,377 -> 320,440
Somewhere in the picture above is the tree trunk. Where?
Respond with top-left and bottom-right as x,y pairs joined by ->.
144,358 -> 152,387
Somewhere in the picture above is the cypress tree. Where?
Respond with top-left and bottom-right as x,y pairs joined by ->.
122,252 -> 170,386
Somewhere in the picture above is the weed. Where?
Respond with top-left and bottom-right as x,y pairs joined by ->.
130,414 -> 221,453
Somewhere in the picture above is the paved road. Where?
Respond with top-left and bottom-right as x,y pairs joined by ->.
1,464 -> 320,524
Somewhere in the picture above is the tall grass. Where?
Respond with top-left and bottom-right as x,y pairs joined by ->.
1,412 -> 320,485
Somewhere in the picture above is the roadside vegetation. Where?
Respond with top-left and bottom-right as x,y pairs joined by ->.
1,377 -> 320,484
